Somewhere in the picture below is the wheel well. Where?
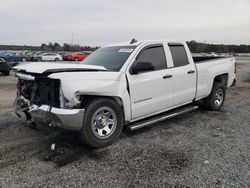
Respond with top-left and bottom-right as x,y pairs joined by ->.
80,95 -> 125,117
214,74 -> 228,87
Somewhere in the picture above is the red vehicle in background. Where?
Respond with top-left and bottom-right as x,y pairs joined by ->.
66,51 -> 92,61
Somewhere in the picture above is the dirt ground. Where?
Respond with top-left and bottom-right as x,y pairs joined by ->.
0,58 -> 249,187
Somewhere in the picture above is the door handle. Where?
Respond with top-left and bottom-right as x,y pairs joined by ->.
187,70 -> 195,74
163,74 -> 173,79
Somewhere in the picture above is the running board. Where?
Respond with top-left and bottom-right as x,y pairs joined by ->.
127,105 -> 199,131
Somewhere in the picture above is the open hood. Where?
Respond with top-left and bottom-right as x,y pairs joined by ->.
13,62 -> 106,74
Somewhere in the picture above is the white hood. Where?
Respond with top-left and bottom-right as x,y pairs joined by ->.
13,62 -> 106,74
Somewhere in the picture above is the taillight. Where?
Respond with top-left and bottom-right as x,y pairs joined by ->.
234,61 -> 237,74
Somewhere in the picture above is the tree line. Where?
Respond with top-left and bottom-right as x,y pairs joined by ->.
0,43 -> 99,52
187,40 -> 250,53
40,43 -> 99,52
0,41 -> 250,53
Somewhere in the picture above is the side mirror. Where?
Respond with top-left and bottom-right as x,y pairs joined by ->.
131,62 -> 155,74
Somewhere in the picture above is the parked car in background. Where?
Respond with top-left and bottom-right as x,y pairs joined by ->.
58,52 -> 71,60
0,51 -> 23,63
36,53 -> 63,61
65,51 -> 91,61
0,51 -> 6,55
31,51 -> 43,61
17,51 -> 33,62
0,58 -> 11,75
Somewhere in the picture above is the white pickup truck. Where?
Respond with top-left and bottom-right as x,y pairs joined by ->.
13,40 -> 236,148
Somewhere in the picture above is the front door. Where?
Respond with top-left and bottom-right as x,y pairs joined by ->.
127,44 -> 174,120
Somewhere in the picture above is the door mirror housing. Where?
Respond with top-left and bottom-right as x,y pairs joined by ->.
131,62 -> 155,74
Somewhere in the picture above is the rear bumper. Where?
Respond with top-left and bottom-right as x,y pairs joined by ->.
28,105 -> 85,131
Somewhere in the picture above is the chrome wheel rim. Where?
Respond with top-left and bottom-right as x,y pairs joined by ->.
215,89 -> 224,106
91,107 -> 117,139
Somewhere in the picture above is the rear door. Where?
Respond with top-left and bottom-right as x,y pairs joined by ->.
127,44 -> 174,120
168,43 -> 196,106
42,53 -> 49,61
43,53 -> 55,61
77,53 -> 87,60
48,53 -> 56,61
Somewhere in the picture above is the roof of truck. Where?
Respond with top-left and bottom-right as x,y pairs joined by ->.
105,40 -> 185,47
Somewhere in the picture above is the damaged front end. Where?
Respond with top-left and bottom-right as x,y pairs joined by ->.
14,72 -> 85,131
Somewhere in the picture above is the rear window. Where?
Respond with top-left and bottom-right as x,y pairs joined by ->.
169,45 -> 189,67
77,53 -> 85,55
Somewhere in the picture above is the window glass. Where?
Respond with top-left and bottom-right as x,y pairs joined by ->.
169,45 -> 189,67
83,46 -> 136,71
136,46 -> 167,71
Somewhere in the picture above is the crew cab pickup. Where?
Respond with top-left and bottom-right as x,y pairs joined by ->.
13,40 -> 236,148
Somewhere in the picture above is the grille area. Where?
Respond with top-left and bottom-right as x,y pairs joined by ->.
18,77 -> 60,108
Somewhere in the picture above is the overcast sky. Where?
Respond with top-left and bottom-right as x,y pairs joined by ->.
0,0 -> 249,46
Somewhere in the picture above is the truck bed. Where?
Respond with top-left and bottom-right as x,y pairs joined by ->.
193,56 -> 226,63
194,56 -> 235,100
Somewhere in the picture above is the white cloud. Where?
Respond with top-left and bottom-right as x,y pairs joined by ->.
0,0 -> 249,46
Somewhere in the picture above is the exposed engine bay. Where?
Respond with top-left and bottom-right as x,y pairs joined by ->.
16,75 -> 61,111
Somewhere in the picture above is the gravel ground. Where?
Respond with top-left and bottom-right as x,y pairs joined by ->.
0,58 -> 249,187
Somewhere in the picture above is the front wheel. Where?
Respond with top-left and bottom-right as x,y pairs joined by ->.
203,82 -> 226,111
80,98 -> 124,148
3,71 -> 10,76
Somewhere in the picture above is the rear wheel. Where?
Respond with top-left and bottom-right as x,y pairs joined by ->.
80,98 -> 124,148
22,58 -> 26,62
203,82 -> 226,111
74,58 -> 79,61
55,58 -> 59,61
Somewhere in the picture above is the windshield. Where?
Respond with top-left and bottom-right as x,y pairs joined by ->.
82,46 -> 136,71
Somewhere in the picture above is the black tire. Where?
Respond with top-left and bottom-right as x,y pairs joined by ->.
37,57 -> 42,62
74,58 -> 79,61
203,82 -> 226,111
55,58 -> 59,61
22,58 -> 26,62
80,98 -> 124,148
3,71 -> 10,76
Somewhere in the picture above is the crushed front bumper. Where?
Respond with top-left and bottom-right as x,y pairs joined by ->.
17,103 -> 85,131
29,105 -> 85,131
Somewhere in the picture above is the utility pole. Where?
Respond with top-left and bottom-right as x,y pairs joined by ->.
71,32 -> 74,46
